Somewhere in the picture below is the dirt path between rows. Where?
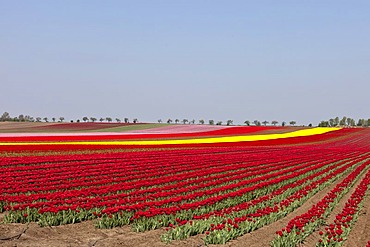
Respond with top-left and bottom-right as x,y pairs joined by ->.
0,167 -> 366,247
0,213 -> 205,247
342,190 -> 370,247
208,166 -> 356,247
303,168 -> 369,247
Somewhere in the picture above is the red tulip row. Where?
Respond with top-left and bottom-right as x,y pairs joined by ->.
1,128 -> 369,246
140,152 -> 360,220
2,147 -> 316,203
162,154 -> 367,244
317,168 -> 370,246
3,149 -> 326,214
196,154 -> 362,220
1,146 -> 354,219
6,149 -> 360,231
271,158 -> 370,246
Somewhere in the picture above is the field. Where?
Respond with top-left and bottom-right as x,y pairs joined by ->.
0,123 -> 369,247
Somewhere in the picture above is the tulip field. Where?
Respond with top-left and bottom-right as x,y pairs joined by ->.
0,123 -> 369,246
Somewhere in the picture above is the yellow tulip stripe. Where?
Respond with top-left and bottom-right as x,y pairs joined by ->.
0,127 -> 341,146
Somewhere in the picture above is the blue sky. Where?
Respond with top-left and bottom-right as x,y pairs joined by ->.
1,1 -> 369,125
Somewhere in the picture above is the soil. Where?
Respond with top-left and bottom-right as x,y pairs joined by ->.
2,168 -> 369,247
0,219 -> 205,247
342,190 -> 370,247
303,169 -> 369,247
208,165 -> 359,247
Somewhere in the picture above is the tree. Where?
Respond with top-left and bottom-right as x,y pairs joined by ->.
158,119 -> 162,123
36,117 -> 42,122
25,115 -> 34,122
99,118 -> 104,122
18,115 -> 25,122
346,118 -> 354,126
167,119 -> 172,124
0,112 -> 10,121
271,120 -> 278,126
116,118 -> 121,123
199,119 -> 205,124
329,119 -> 335,127
83,117 -> 89,122
216,121 -> 222,125
253,120 -> 261,126
209,120 -> 214,125
357,119 -> 365,127
133,118 -> 138,123
182,119 -> 188,124
346,118 -> 352,126
175,119 -> 180,124
340,116 -> 347,126
226,120 -> 233,126
282,121 -> 286,127
289,121 -> 296,126
262,120 -> 269,126
334,117 -> 339,126
59,117 -> 65,122
90,117 -> 97,122
244,120 -> 250,126
190,119 -> 195,124
318,121 -> 329,127
368,119 -> 370,127
43,117 -> 48,122
124,118 -> 129,123
106,117 -> 112,123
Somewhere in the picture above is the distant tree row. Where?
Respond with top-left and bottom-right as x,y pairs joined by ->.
158,119 -> 301,126
0,112 -> 299,126
243,120 -> 299,127
78,117 -> 138,123
160,119 -> 230,125
0,112 -> 42,122
2,112 -> 368,127
318,116 -> 370,127
0,112 -> 139,124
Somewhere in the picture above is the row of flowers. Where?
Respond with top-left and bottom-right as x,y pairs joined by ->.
0,128 -> 363,153
316,168 -> 370,246
161,155 -> 367,244
0,129 -> 369,246
271,159 -> 370,246
0,126 -> 278,142
2,148 -> 355,216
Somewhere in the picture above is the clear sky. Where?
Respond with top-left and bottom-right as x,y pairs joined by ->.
1,1 -> 369,125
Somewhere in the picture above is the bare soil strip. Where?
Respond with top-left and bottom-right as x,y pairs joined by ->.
0,219 -> 207,247
342,190 -> 370,247
0,165 -> 367,247
303,168 -> 369,247
207,166 -> 357,247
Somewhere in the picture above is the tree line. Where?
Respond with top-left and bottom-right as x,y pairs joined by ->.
1,112 -> 369,127
158,119 -> 299,126
0,112 -> 139,124
318,116 -> 370,127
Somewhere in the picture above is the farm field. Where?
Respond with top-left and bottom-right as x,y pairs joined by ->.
0,123 -> 369,247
